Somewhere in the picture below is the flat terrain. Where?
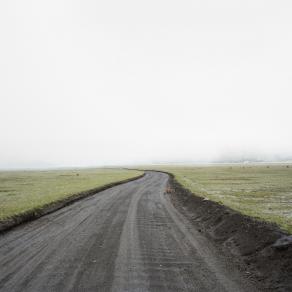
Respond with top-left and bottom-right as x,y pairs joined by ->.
0,168 -> 141,221
0,172 -> 256,292
155,165 -> 292,232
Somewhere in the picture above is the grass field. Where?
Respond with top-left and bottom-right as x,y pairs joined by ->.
156,164 -> 292,233
0,168 -> 142,221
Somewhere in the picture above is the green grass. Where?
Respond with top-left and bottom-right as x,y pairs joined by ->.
154,164 -> 292,233
0,168 -> 142,221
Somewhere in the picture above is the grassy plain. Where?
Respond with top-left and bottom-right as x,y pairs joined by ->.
0,168 -> 142,221
156,164 -> 292,233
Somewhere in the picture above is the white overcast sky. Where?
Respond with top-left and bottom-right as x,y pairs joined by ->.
1,0 -> 292,168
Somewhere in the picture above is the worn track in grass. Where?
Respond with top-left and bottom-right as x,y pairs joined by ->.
0,172 -> 257,291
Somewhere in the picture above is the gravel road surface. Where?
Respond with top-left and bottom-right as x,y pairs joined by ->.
0,171 -> 256,292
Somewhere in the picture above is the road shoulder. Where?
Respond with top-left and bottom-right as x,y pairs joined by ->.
166,172 -> 292,291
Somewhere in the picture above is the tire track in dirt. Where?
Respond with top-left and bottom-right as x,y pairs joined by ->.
0,172 -> 257,291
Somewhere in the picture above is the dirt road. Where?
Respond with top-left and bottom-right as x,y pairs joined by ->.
0,172 -> 257,291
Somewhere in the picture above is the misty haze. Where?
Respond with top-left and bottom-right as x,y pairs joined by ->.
1,1 -> 292,169
0,1 -> 292,292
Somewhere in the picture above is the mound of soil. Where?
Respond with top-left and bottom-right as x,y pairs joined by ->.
167,173 -> 292,291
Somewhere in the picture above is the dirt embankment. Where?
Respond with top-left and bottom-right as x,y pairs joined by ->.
167,173 -> 292,291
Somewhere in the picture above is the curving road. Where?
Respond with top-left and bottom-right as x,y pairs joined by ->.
0,172 -> 256,292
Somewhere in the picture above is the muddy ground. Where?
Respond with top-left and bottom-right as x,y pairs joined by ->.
0,171 -> 291,291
